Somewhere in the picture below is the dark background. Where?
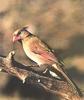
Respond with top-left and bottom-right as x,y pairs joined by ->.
0,0 -> 84,100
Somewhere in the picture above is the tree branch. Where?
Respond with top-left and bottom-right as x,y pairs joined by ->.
0,51 -> 83,100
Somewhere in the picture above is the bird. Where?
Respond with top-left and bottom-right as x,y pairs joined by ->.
12,26 -> 79,91
12,26 -> 83,96
12,26 -> 63,76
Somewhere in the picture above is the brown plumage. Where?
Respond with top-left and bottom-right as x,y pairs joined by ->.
12,26 -> 81,94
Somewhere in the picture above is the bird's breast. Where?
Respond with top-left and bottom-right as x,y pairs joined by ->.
22,41 -> 45,65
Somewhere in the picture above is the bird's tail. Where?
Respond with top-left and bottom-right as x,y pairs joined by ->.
51,63 -> 82,96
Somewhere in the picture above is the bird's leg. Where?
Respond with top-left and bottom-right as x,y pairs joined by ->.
30,64 -> 62,80
29,64 -> 49,73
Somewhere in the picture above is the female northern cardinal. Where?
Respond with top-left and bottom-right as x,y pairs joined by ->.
12,26 -> 81,94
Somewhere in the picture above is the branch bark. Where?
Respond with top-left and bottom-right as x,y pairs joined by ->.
0,51 -> 83,100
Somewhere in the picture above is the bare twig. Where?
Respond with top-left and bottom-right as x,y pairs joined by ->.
0,51 -> 83,100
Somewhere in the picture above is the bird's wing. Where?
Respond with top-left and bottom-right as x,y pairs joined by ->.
30,37 -> 58,63
30,37 -> 80,93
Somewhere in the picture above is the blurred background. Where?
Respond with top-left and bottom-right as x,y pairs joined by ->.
0,0 -> 84,100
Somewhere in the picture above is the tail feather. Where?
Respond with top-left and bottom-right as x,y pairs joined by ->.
52,63 -> 82,96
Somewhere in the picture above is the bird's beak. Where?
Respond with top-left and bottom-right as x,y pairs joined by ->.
13,35 -> 21,42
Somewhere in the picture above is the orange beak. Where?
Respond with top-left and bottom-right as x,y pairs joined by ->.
13,35 -> 21,42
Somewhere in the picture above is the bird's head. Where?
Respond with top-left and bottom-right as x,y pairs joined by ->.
13,26 -> 31,42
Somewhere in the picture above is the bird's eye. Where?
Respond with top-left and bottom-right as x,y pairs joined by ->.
17,31 -> 21,36
19,31 -> 25,37
20,31 -> 25,35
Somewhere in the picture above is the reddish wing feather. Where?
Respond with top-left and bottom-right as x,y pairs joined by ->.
30,38 -> 57,62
